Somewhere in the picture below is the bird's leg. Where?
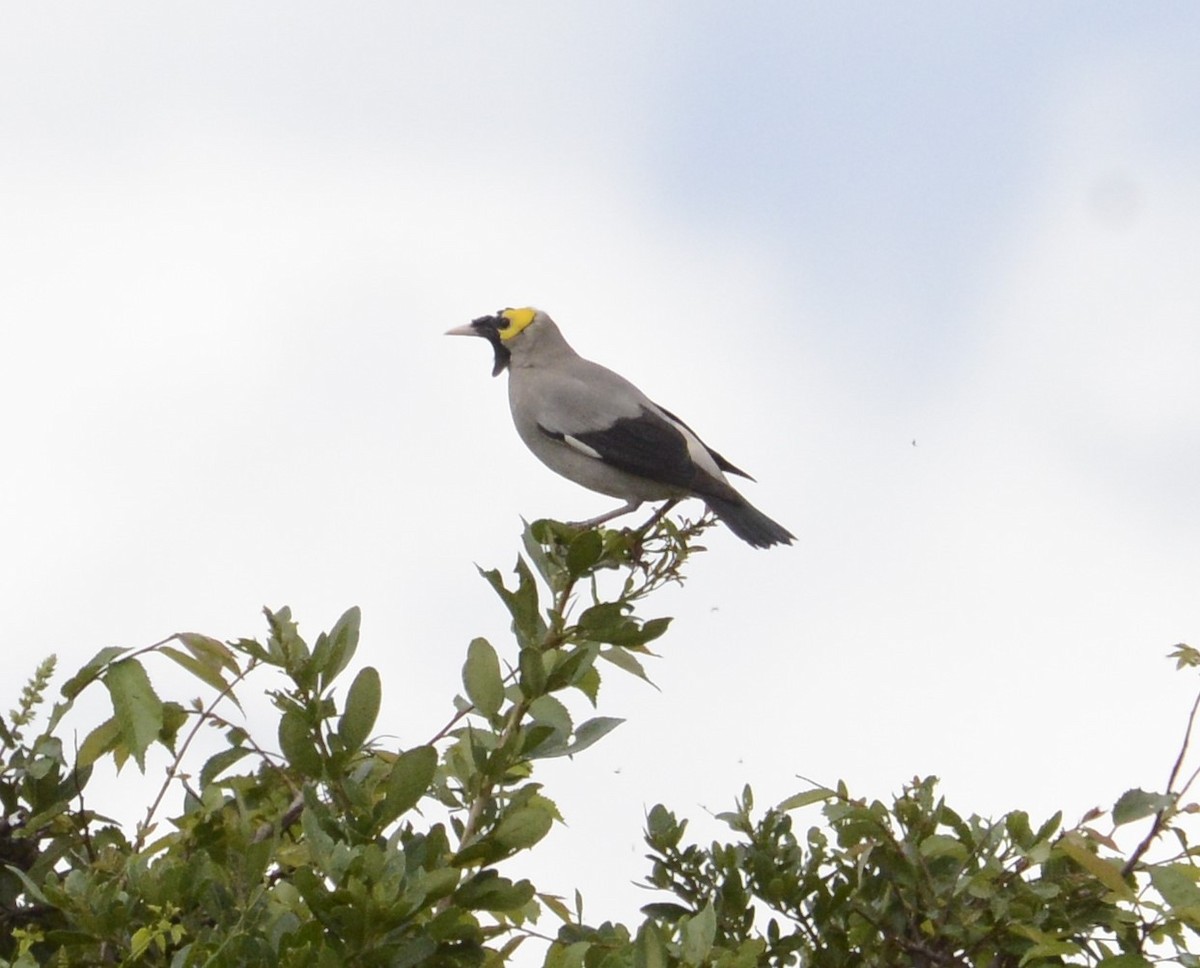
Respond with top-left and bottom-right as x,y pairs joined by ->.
637,499 -> 680,533
569,499 -> 643,530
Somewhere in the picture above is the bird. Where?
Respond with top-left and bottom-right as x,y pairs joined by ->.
446,308 -> 795,549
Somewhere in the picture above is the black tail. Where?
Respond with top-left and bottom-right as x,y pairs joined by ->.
705,494 -> 795,549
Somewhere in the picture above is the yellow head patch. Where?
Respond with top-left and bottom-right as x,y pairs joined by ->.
498,307 -> 538,341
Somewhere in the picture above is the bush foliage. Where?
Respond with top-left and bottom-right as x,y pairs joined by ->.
1,517 -> 1198,966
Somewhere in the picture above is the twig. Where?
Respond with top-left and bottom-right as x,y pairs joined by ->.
1121,687 -> 1200,876
133,652 -> 255,853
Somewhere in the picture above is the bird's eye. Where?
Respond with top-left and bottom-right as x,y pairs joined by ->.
496,318 -> 510,330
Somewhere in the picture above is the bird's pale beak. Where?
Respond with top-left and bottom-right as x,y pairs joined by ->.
445,323 -> 480,337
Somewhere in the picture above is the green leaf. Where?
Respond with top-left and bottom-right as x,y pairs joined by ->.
511,556 -> 544,643
60,645 -> 130,699
569,716 -> 623,754
546,941 -> 591,968
233,635 -> 271,664
519,646 -> 548,700
540,892 -> 574,924
1169,643 -> 1200,669
300,788 -> 336,871
278,708 -> 323,778
479,559 -> 544,647
575,603 -> 630,645
1006,810 -> 1033,848
680,901 -> 717,966
388,937 -> 439,968
317,606 -> 361,691
636,617 -> 672,645
1150,864 -> 1200,909
521,518 -> 558,585
604,621 -> 666,647
538,716 -> 623,759
1032,810 -> 1062,843
521,724 -> 562,757
1096,954 -> 1154,967
599,646 -> 656,686
199,746 -> 254,787
175,631 -> 239,673
566,530 -> 604,577
159,701 -> 188,749
463,638 -> 504,717
1019,939 -> 1083,966
777,788 -> 836,811
3,865 -> 49,906
159,645 -> 236,701
524,699 -> 585,758
76,716 -> 121,768
574,665 -> 601,705
645,804 -> 683,844
337,665 -> 381,750
380,745 -> 438,824
919,834 -> 968,861
545,643 -> 600,691
265,606 -> 308,669
1112,788 -> 1173,825
576,604 -> 673,646
455,871 -> 536,912
494,802 -> 554,851
103,658 -> 164,771
641,901 -> 692,921
528,695 -> 573,737
1058,833 -> 1134,900
634,920 -> 669,968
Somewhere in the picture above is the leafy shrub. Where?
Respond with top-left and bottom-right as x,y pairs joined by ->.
2,518 -> 1197,966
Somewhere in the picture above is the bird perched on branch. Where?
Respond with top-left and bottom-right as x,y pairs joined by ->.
446,308 -> 795,549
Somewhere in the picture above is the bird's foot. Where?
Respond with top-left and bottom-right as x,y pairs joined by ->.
566,499 -> 644,531
635,499 -> 680,534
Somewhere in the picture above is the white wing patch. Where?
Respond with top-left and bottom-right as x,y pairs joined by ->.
560,434 -> 605,460
659,411 -> 725,480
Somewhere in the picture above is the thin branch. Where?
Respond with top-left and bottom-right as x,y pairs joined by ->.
1165,688 -> 1200,792
427,704 -> 476,747
457,697 -> 530,851
69,735 -> 97,864
1121,686 -> 1200,876
1177,762 -> 1200,801
426,665 -> 523,746
133,653 -> 256,853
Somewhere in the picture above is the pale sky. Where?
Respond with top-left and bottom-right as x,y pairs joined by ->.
3,1 -> 1199,944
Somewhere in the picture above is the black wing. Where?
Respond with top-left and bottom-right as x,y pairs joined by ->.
539,407 -> 696,489
652,402 -> 755,481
